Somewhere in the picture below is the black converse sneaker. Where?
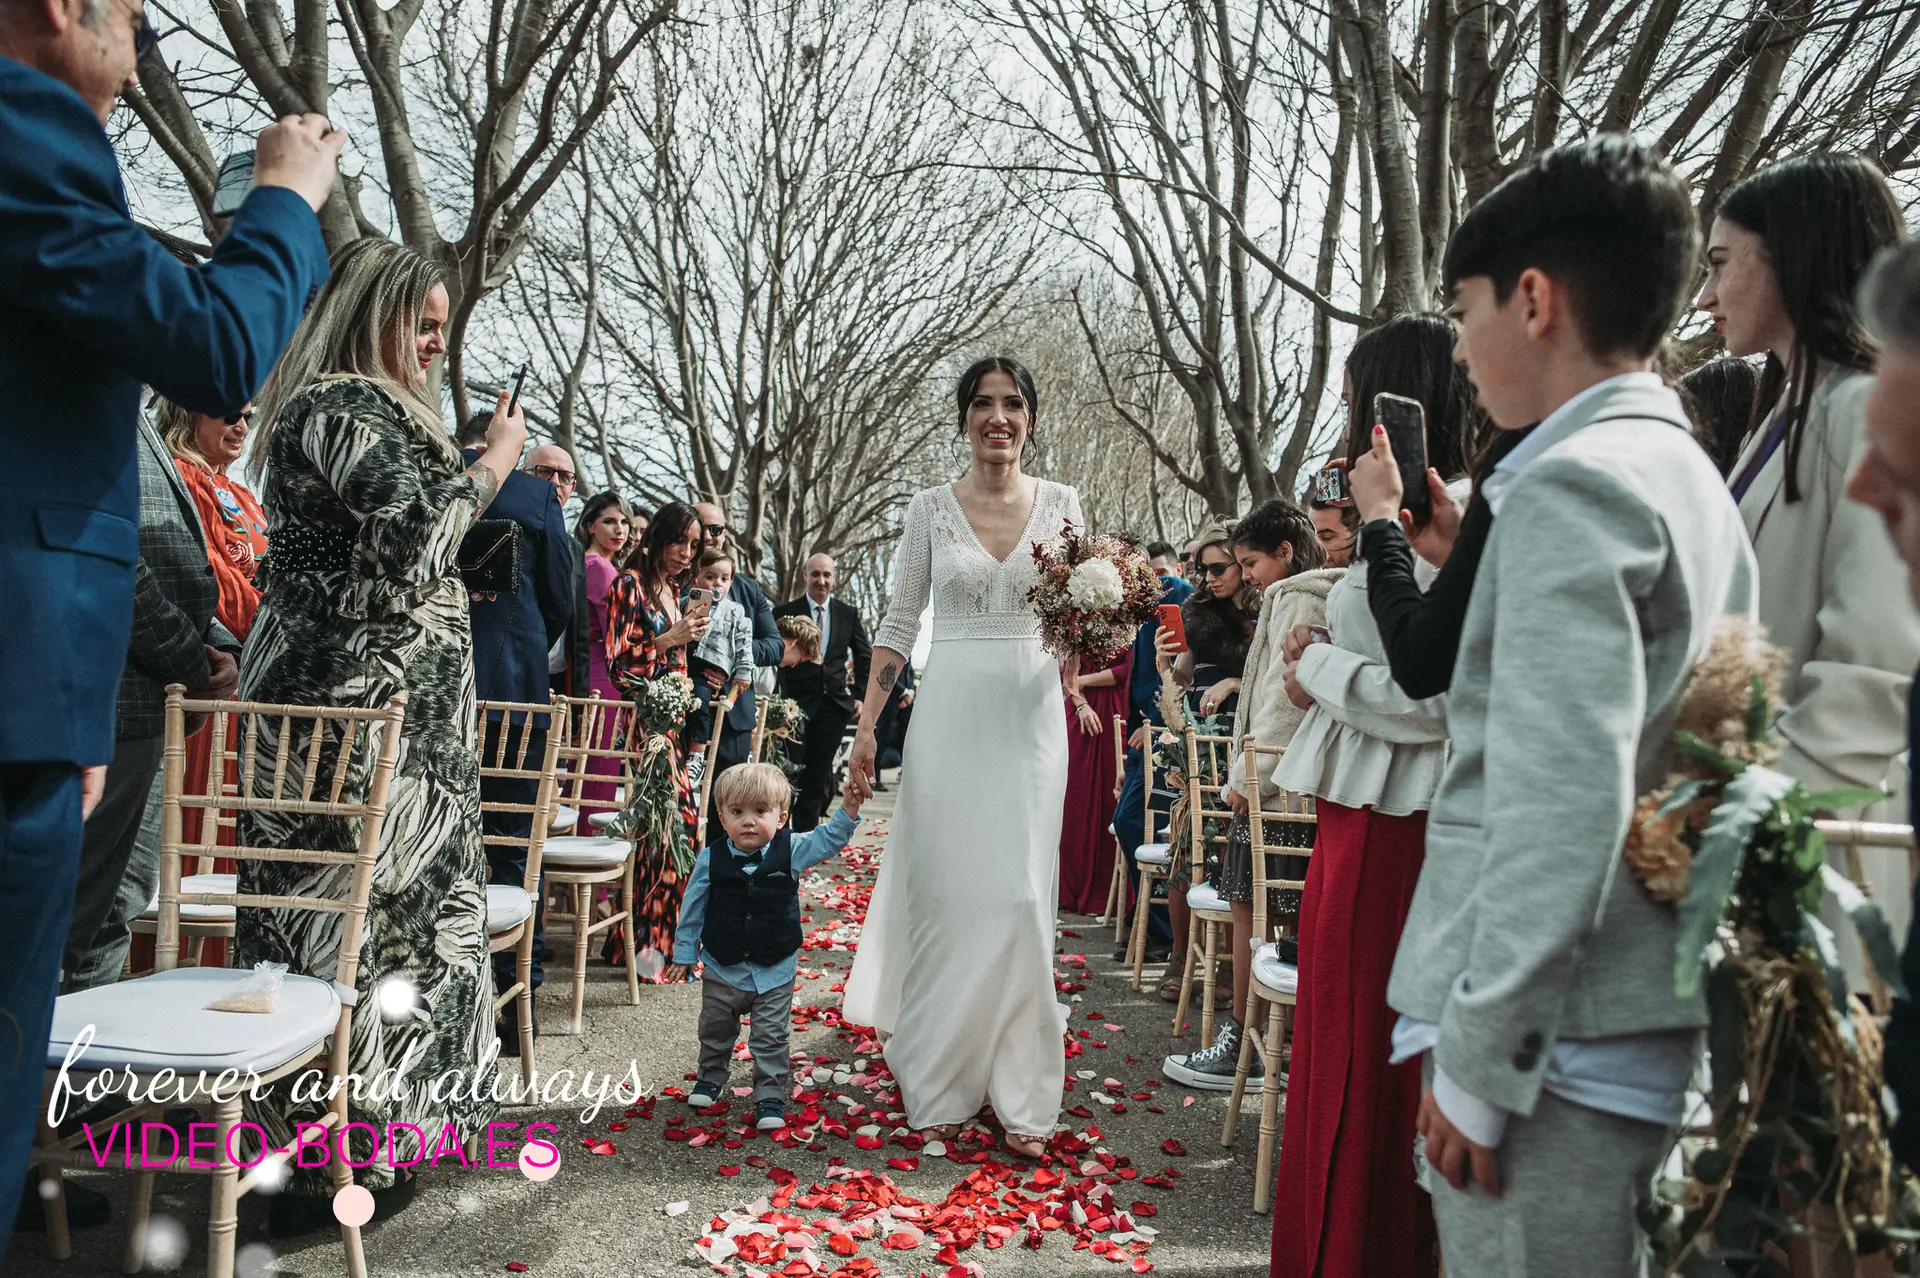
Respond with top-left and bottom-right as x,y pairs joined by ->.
687,1084 -> 721,1108
1161,1019 -> 1264,1092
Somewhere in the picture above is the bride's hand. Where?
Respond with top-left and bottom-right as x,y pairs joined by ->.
846,727 -> 878,802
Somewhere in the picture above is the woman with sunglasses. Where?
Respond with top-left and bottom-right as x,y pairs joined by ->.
153,396 -> 269,639
1153,519 -> 1260,1005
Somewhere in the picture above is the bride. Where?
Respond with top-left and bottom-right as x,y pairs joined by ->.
843,356 -> 1082,1160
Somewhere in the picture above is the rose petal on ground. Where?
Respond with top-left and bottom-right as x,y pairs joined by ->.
666,1201 -> 691,1216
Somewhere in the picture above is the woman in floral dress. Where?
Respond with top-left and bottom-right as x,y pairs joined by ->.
605,501 -> 709,973
235,239 -> 526,1225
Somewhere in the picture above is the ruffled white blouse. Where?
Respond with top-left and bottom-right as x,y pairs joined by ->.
1271,558 -> 1449,817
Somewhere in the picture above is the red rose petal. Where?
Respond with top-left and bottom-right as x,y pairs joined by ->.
718,1164 -> 742,1176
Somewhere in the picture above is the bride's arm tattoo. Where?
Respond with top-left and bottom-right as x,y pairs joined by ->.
464,460 -> 502,511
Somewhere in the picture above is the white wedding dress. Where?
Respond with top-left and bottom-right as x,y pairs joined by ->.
843,479 -> 1081,1137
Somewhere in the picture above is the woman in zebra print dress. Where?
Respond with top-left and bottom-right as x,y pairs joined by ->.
235,239 -> 527,1214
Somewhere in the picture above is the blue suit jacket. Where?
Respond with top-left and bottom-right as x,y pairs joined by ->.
461,453 -> 575,707
722,572 -> 782,735
0,56 -> 328,765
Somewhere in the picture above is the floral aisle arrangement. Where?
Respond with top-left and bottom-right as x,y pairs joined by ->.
1026,521 -> 1159,664
1623,619 -> 1908,1274
761,695 -> 808,780
606,674 -> 699,874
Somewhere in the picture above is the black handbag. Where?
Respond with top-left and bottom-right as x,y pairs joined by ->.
458,519 -> 523,595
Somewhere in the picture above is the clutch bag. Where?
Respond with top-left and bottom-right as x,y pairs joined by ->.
458,519 -> 522,595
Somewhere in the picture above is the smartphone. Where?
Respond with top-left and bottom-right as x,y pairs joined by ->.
1306,626 -> 1332,646
1373,392 -> 1432,525
1157,604 -> 1188,653
507,363 -> 529,415
210,153 -> 254,218
1312,464 -> 1349,505
684,587 -> 716,611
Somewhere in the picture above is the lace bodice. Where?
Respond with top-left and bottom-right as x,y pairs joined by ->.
873,480 -> 1084,650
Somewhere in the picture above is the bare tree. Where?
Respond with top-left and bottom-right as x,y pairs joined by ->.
120,0 -> 677,422
537,0 -> 1037,597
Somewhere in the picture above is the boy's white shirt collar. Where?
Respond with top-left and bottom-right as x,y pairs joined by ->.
1481,371 -> 1665,516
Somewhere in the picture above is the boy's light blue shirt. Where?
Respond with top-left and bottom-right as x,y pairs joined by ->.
671,807 -> 860,993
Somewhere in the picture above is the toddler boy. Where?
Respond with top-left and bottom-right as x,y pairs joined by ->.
684,549 -> 755,750
665,762 -> 862,1130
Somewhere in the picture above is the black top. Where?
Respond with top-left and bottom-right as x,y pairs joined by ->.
1360,426 -> 1534,700
1887,668 -> 1920,1172
701,829 -> 803,967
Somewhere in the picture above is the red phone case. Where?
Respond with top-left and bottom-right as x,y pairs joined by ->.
1158,604 -> 1188,652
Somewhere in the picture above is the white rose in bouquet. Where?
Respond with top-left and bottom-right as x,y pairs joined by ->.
1066,558 -> 1125,609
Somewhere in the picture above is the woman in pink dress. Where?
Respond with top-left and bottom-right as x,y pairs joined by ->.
1058,646 -> 1133,914
575,492 -> 634,819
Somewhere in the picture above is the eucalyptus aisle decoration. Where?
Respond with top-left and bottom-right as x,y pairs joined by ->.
1624,619 -> 1908,1275
760,695 -> 808,780
606,674 -> 699,874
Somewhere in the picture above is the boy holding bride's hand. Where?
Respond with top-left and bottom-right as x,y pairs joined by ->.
664,763 -> 862,1131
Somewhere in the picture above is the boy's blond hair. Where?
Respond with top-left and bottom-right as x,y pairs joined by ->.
713,762 -> 791,812
778,615 -> 822,662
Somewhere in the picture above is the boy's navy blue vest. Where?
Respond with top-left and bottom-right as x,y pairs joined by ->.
702,829 -> 803,967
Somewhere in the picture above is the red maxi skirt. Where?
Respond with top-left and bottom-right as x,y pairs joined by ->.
1270,799 -> 1435,1278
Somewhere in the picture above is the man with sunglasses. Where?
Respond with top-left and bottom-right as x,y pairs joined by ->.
1,0 -> 341,1245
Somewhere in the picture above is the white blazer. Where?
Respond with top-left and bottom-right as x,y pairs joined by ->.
1732,365 -> 1918,814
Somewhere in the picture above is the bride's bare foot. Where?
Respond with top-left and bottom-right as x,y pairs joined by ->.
919,1123 -> 961,1140
1002,1132 -> 1046,1160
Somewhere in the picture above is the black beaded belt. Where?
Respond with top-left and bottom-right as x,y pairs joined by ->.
261,525 -> 357,575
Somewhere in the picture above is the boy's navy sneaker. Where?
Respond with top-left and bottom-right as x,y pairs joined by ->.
688,1085 -> 720,1108
755,1100 -> 786,1131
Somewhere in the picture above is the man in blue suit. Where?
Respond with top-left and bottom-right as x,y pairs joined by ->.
1112,542 -> 1191,961
1,0 -> 336,1241
460,419 -> 574,1041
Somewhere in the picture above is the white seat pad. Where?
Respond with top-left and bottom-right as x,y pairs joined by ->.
587,811 -> 615,829
139,873 -> 238,922
549,805 -> 579,833
1135,843 -> 1171,866
543,835 -> 630,868
487,885 -> 534,935
1252,942 -> 1299,996
1187,880 -> 1231,913
49,967 -> 340,1073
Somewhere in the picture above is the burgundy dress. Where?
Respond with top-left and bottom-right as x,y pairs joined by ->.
578,552 -> 625,820
1057,649 -> 1133,915
1270,799 -> 1436,1278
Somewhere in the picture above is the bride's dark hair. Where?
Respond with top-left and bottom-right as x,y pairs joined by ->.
956,356 -> 1040,445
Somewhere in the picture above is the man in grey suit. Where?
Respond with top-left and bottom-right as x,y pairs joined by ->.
1374,137 -> 1758,1274
61,416 -> 240,994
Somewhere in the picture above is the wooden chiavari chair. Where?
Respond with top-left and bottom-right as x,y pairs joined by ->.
1100,714 -> 1129,940
1819,818 -> 1917,1015
33,686 -> 407,1278
748,696 -> 773,762
691,691 -> 738,853
475,697 -> 565,1085
1221,737 -> 1314,1213
545,694 -> 646,1032
1126,729 -> 1176,992
127,708 -> 251,970
1171,726 -> 1238,1042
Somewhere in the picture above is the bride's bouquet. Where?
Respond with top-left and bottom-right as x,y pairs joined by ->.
1026,520 -> 1159,664
605,674 -> 699,873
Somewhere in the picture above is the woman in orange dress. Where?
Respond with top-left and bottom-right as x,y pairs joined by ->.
605,501 -> 710,975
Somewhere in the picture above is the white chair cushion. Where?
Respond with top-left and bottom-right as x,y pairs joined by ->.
549,805 -> 578,833
587,811 -> 615,829
1135,842 -> 1171,866
1187,880 -> 1231,913
50,967 -> 341,1073
1252,942 -> 1298,996
139,873 -> 238,923
486,885 -> 534,935
542,835 -> 631,868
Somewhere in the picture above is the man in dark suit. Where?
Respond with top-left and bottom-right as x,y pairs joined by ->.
0,0 -> 336,1243
693,502 -> 781,833
460,420 -> 574,1030
774,554 -> 871,831
521,444 -> 591,698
